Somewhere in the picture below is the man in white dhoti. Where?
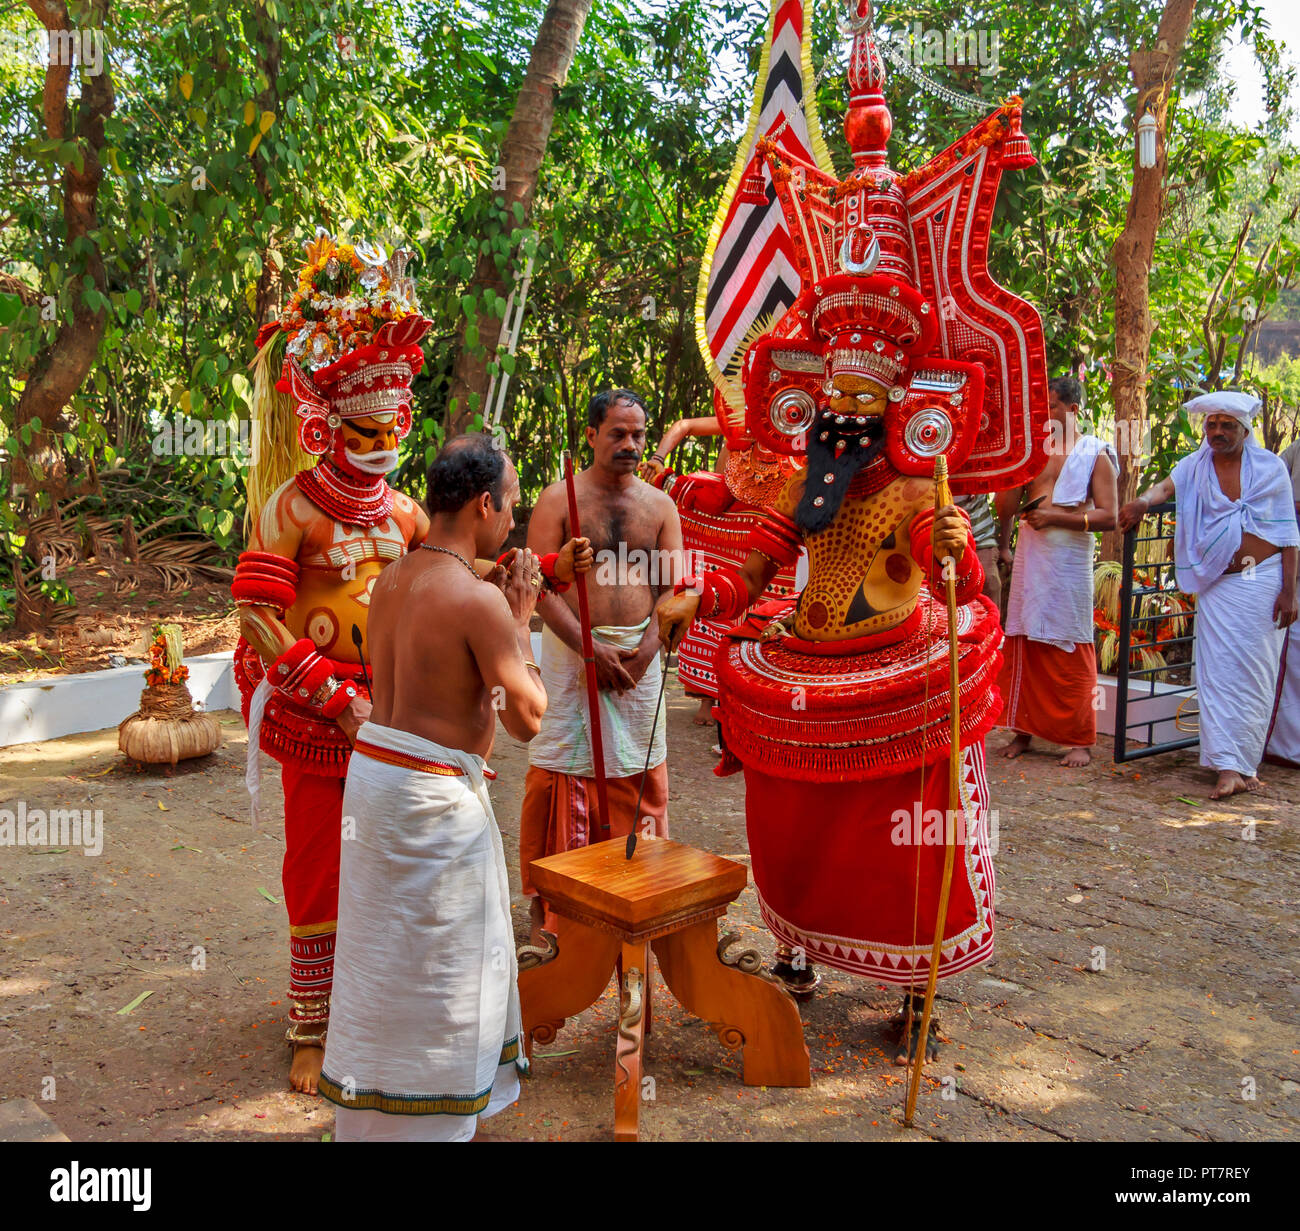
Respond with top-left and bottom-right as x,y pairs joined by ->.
520,390 -> 684,937
319,434 -> 590,1140
995,376 -> 1118,766
1264,439 -> 1300,766
1120,392 -> 1299,798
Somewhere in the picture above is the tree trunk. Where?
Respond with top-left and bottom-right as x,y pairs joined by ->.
13,0 -> 115,507
250,4 -> 283,326
1102,0 -> 1197,564
445,0 -> 593,434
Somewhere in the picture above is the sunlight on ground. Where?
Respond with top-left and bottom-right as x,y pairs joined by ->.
0,975 -> 53,997
1158,815 -> 1280,829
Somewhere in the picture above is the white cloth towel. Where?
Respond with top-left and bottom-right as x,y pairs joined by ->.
1195,555 -> 1286,776
1005,434 -> 1113,651
321,722 -> 523,1141
528,619 -> 666,777
1005,522 -> 1095,651
244,677 -> 273,831
1171,440 -> 1299,594
1052,434 -> 1118,508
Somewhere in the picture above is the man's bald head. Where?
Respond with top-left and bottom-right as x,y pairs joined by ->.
426,432 -> 513,514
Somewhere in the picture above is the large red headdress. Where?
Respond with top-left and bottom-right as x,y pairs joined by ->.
739,0 -> 1048,494
256,231 -> 433,457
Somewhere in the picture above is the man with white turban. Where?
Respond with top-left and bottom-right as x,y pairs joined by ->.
1118,391 -> 1299,798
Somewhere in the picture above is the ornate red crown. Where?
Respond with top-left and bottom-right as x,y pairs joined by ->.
254,231 -> 433,456
738,0 -> 1048,493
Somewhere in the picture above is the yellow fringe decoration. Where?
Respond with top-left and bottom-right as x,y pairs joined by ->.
244,330 -> 313,538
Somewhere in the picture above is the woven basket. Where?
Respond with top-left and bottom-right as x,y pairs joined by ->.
118,681 -> 222,766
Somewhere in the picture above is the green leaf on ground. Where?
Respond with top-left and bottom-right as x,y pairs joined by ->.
117,990 -> 155,1015
257,886 -> 281,903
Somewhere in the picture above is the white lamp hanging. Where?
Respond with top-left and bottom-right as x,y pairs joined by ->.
1137,113 -> 1158,169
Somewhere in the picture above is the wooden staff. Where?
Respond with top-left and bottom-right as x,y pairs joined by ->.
904,454 -> 962,1127
563,450 -> 612,840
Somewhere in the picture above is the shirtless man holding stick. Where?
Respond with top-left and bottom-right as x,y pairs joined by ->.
520,389 -> 684,935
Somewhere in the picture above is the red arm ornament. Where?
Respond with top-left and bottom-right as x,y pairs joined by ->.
907,507 -> 983,602
232,550 -> 301,612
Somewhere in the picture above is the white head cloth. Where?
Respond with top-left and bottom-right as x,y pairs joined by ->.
1183,390 -> 1261,431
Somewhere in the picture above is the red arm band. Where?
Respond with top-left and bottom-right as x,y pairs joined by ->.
666,471 -> 733,514
320,678 -> 360,719
909,508 -> 984,602
681,566 -> 751,621
538,551 -> 569,593
749,511 -> 801,569
495,550 -> 571,594
232,551 -> 300,611
271,638 -> 331,698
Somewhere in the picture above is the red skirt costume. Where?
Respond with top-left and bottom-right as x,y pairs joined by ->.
653,462 -> 799,700
707,508 -> 1003,985
232,551 -> 366,1043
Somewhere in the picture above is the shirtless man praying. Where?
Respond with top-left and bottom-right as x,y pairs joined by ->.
319,433 -> 590,1141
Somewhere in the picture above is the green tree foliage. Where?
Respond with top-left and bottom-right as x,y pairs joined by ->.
2,0 -> 1298,625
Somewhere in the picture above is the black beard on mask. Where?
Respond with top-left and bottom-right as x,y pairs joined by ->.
795,416 -> 887,535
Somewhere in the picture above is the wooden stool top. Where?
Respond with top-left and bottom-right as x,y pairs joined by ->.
529,837 -> 749,941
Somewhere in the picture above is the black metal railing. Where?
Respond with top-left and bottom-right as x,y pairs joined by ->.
1114,500 -> 1199,762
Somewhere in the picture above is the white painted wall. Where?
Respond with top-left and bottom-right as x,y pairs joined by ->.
2,633 -> 546,749
0,652 -> 239,748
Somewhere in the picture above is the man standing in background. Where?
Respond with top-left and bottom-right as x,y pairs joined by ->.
996,376 -> 1118,767
957,492 -> 1003,616
520,390 -> 684,936
1120,392 -> 1299,798
1264,435 -> 1300,765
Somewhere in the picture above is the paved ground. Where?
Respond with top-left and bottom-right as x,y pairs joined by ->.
1,677 -> 1297,1141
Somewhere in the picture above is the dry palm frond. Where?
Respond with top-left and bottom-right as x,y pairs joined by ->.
1131,645 -> 1167,675
1098,627 -> 1119,673
245,328 -> 311,536
1134,531 -> 1172,568
24,514 -> 82,569
1094,560 -> 1122,623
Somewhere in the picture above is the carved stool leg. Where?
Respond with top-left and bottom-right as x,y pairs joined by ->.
519,915 -> 621,1059
614,940 -> 649,1142
653,921 -> 811,1088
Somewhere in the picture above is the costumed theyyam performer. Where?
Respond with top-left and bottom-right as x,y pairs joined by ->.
638,0 -> 829,725
231,231 -> 434,1093
658,0 -> 1048,1066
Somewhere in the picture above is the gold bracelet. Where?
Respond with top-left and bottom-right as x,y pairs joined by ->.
1082,511 -> 1090,531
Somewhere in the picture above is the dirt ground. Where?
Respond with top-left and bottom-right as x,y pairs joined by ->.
1,677 -> 1297,1142
1,562 -> 237,685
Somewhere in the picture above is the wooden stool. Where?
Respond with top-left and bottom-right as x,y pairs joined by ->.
518,835 -> 810,1141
